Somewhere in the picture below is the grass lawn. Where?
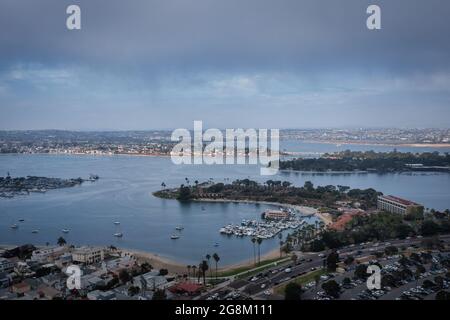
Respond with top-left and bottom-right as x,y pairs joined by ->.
274,268 -> 327,296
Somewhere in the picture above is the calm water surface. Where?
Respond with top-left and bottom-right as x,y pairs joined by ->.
1,146 -> 450,265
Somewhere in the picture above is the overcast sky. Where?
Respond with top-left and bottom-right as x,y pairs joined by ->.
0,0 -> 449,130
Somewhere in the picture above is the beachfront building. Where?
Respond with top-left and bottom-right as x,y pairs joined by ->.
377,195 -> 424,215
0,258 -> 14,273
133,271 -> 168,291
72,247 -> 104,265
30,246 -> 67,263
263,210 -> 290,220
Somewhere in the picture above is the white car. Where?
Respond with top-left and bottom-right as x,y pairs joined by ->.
284,268 -> 292,273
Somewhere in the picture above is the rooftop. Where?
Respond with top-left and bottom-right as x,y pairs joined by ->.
379,195 -> 421,206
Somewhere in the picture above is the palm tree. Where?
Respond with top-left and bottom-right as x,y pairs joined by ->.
257,238 -> 263,265
279,240 -> 284,258
161,182 -> 166,190
187,265 -> 191,278
251,237 -> 257,266
206,254 -> 212,278
200,260 -> 209,285
57,237 -> 66,246
191,265 -> 197,282
212,253 -> 220,279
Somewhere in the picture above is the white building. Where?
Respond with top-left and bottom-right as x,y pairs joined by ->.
377,195 -> 424,215
30,246 -> 67,263
133,271 -> 168,291
0,258 -> 14,273
72,247 -> 104,265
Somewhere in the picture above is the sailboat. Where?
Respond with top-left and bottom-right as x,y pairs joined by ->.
11,224 -> 18,229
170,234 -> 180,240
175,226 -> 184,231
113,232 -> 123,238
62,229 -> 70,233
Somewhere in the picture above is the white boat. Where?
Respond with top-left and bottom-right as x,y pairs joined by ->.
31,230 -> 39,234
11,224 -> 18,229
170,234 -> 180,239
113,233 -> 123,238
62,229 -> 70,233
114,221 -> 120,225
175,226 -> 184,231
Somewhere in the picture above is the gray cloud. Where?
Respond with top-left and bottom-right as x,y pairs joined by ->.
0,0 -> 449,129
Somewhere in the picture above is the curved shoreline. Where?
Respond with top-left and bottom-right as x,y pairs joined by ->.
192,198 -> 318,216
0,242 -> 281,275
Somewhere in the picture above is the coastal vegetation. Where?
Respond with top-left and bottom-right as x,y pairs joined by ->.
279,150 -> 450,173
0,174 -> 98,198
153,179 -> 381,210
296,211 -> 450,252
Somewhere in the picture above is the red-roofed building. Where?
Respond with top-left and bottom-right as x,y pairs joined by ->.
330,209 -> 365,231
169,282 -> 203,296
377,195 -> 424,215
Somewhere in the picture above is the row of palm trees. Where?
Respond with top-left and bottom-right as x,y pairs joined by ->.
186,253 -> 220,285
285,221 -> 326,249
248,221 -> 325,265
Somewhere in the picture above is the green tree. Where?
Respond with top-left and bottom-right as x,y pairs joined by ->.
354,264 -> 369,279
251,237 -> 257,266
119,270 -> 132,284
128,286 -> 140,296
152,289 -> 167,300
435,290 -> 450,300
177,184 -> 192,201
206,254 -> 212,278
326,251 -> 339,272
212,253 -> 220,279
421,220 -> 440,236
321,280 -> 340,298
284,282 -> 302,300
257,238 -> 263,264
199,260 -> 209,285
57,237 -> 66,246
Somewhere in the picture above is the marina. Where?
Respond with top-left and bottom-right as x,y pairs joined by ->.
219,209 -> 307,239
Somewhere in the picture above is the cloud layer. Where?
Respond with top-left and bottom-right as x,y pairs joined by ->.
0,0 -> 449,129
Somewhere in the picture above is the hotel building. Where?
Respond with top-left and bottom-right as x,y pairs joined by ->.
377,195 -> 424,215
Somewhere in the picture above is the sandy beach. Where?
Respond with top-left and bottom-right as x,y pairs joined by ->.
124,246 -> 283,275
194,198 -> 318,216
0,243 -> 283,276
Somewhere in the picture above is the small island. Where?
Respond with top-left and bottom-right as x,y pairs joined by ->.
153,179 -> 381,210
279,150 -> 450,173
0,174 -> 99,198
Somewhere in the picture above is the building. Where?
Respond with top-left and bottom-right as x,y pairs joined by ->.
133,272 -> 168,291
377,195 -> 424,215
0,258 -> 14,273
72,247 -> 104,265
11,282 -> 31,295
263,210 -> 290,220
30,246 -> 67,263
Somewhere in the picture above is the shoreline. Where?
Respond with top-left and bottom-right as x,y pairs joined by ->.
290,140 -> 450,148
0,242 -> 282,275
193,198 -> 318,216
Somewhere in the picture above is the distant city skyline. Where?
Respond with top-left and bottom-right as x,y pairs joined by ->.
1,0 -> 450,130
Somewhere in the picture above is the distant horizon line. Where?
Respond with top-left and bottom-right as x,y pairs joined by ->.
1,127 -> 450,132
